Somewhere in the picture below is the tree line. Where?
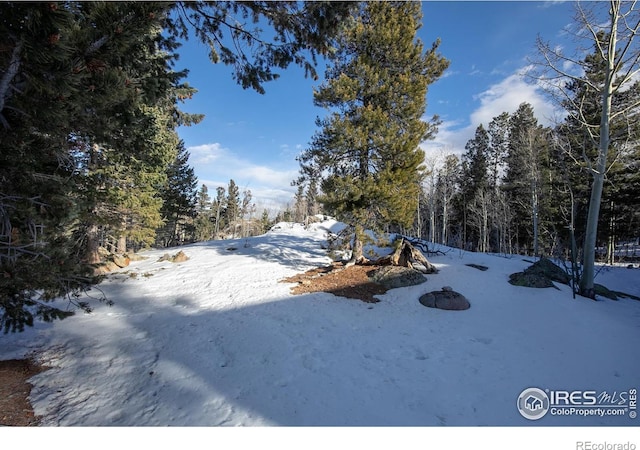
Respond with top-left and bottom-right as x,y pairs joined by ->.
414,99 -> 639,264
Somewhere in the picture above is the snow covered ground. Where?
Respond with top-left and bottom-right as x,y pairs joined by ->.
2,218 -> 640,430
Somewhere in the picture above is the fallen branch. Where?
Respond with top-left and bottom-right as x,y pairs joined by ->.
403,236 -> 451,256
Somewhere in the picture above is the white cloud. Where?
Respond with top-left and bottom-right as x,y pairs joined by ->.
424,68 -> 562,159
440,68 -> 459,79
187,142 -> 299,210
243,166 -> 299,188
188,143 -> 228,165
471,71 -> 557,127
421,119 -> 470,158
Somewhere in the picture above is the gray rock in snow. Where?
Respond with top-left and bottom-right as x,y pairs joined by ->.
419,287 -> 470,311
368,266 -> 427,289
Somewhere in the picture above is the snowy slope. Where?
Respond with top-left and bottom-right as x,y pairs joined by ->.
2,218 -> 639,426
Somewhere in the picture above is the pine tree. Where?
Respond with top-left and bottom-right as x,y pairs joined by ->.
240,189 -> 255,237
193,184 -> 214,242
260,209 -> 272,234
457,124 -> 490,250
212,186 -> 226,238
293,184 -> 307,223
0,2 -> 187,331
224,179 -> 240,237
305,178 -> 321,218
503,103 -> 547,255
297,1 -> 448,262
170,2 -> 355,94
157,140 -> 198,247
487,112 -> 511,252
487,112 -> 510,192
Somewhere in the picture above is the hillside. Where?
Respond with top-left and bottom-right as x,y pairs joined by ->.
2,218 -> 639,426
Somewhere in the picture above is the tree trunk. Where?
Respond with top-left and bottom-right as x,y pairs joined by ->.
580,1 -> 637,300
86,224 -> 101,264
580,8 -> 617,299
441,193 -> 448,245
374,238 -> 438,274
117,235 -> 127,254
532,185 -> 539,258
346,224 -> 368,266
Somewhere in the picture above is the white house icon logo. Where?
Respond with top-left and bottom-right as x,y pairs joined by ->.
518,388 -> 550,420
525,395 -> 543,411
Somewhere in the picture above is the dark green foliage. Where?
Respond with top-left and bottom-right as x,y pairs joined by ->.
225,179 -> 240,233
169,1 -> 355,94
1,1 -> 350,331
297,1 -> 448,257
193,184 -> 214,242
461,125 -> 490,198
503,103 -> 555,255
305,178 -> 321,218
260,209 -> 272,234
157,140 -> 198,246
1,2 -> 181,330
293,184 -> 307,223
450,102 -> 560,256
456,124 -> 490,250
212,186 -> 226,237
553,33 -> 640,268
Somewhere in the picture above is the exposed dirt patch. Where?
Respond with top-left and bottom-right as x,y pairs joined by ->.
0,358 -> 48,426
281,262 -> 389,303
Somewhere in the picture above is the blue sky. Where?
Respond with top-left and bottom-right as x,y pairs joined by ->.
175,1 -> 579,213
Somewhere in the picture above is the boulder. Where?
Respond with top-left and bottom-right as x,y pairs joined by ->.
508,258 -> 570,288
157,251 -> 189,263
419,287 -> 470,311
525,258 -> 570,284
157,253 -> 171,262
368,266 -> 427,289
508,271 -> 555,288
171,250 -> 189,263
